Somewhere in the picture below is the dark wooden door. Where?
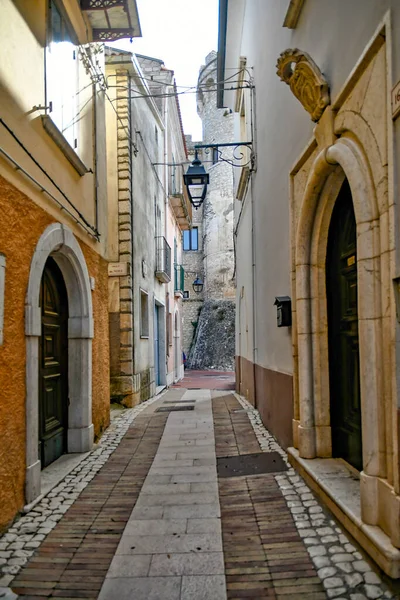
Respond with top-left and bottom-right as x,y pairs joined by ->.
326,179 -> 362,471
154,305 -> 160,386
39,257 -> 68,468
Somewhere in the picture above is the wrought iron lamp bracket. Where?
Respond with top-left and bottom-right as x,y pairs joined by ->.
194,142 -> 254,169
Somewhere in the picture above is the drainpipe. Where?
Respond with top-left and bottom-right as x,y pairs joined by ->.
92,82 -> 99,234
250,174 -> 257,406
128,73 -> 135,371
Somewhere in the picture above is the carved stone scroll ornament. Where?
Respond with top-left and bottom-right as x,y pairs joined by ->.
276,49 -> 330,122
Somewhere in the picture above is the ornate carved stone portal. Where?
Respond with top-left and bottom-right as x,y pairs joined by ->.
276,49 -> 330,122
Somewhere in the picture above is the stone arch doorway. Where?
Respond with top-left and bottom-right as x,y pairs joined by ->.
39,257 -> 69,468
25,223 -> 94,505
293,138 -> 384,479
326,179 -> 362,471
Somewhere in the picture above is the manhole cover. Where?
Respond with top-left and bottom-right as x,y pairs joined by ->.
217,452 -> 288,477
156,406 -> 195,412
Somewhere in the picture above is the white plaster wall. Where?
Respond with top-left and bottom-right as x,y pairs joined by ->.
129,71 -> 165,379
224,0 -> 400,376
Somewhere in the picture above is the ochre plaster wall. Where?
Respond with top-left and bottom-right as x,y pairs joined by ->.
0,175 -> 109,530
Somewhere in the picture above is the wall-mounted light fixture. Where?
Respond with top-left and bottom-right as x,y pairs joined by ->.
183,151 -> 209,209
192,276 -> 204,294
183,141 -> 254,210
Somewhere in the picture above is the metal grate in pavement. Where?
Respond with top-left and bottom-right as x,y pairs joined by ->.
217,451 -> 288,477
155,406 -> 195,412
163,400 -> 196,404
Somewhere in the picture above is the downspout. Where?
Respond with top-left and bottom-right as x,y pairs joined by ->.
92,82 -> 99,233
128,73 -> 135,372
250,174 -> 257,406
163,84 -> 169,383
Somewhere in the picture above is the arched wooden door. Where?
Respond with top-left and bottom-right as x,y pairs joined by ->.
39,257 -> 69,468
326,179 -> 362,471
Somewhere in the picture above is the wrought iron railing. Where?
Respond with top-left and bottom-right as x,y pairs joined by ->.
174,264 -> 185,293
155,236 -> 171,283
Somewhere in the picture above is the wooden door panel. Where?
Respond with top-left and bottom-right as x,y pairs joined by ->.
39,258 -> 68,468
326,180 -> 362,471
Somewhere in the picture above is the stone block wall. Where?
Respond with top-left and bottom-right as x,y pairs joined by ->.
109,68 -> 135,406
181,52 -> 236,369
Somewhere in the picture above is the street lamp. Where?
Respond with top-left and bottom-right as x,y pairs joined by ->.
183,142 -> 254,210
183,152 -> 209,209
192,276 -> 204,294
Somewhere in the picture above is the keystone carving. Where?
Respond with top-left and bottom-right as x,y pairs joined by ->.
276,49 -> 330,122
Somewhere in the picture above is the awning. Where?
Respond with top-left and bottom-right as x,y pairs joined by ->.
80,0 -> 142,42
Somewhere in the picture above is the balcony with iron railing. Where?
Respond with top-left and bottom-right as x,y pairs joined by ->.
169,175 -> 192,230
174,264 -> 185,297
155,236 -> 171,283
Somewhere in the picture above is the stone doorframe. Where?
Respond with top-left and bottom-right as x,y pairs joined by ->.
25,223 -> 94,505
293,134 -> 387,521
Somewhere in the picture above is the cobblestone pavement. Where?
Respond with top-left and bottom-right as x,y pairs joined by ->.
231,392 -> 397,600
0,385 -> 397,599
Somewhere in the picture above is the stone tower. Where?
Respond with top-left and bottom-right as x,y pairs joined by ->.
197,50 -> 235,300
182,51 -> 236,370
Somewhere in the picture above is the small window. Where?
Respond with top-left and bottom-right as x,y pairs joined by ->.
140,289 -> 149,338
212,148 -> 219,164
155,126 -> 158,143
183,291 -> 189,299
183,227 -> 198,251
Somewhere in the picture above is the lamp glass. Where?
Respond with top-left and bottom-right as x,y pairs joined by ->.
192,277 -> 204,293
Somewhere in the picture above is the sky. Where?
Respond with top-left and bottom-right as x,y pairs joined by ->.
110,0 -> 219,140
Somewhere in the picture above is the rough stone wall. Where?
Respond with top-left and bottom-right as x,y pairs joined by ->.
197,51 -> 235,301
0,175 -> 110,530
182,52 -> 236,367
188,299 -> 235,370
108,67 -> 135,406
182,297 -> 203,358
182,162 -> 204,356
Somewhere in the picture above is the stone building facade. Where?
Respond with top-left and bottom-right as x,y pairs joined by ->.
106,49 -> 189,405
0,0 -> 141,530
182,52 -> 235,366
219,0 -> 400,578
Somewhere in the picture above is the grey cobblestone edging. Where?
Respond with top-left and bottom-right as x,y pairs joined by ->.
234,392 -> 395,600
0,392 -> 164,594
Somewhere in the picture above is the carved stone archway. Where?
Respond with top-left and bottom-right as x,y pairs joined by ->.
294,135 -> 385,519
25,223 -> 94,505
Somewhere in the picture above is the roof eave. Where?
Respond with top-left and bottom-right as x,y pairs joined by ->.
81,0 -> 142,42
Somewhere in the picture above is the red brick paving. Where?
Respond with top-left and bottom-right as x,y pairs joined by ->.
173,369 -> 235,390
11,411 -> 168,600
212,393 -> 326,600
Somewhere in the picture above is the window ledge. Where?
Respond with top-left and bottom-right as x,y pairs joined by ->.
41,116 -> 90,177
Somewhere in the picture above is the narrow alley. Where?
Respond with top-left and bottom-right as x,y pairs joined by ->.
3,0 -> 400,598
0,374 -> 396,599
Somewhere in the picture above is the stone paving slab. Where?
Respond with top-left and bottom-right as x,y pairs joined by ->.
214,392 -> 397,600
0,383 -> 398,599
99,389 -> 227,600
